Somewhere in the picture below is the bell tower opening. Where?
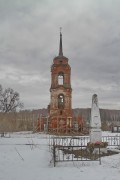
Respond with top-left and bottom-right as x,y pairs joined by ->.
58,72 -> 64,85
48,30 -> 73,133
58,94 -> 64,108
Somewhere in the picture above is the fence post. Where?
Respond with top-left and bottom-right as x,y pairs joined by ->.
99,146 -> 101,165
118,136 -> 120,149
53,143 -> 56,167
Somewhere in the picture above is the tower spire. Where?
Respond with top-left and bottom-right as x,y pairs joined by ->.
59,27 -> 63,56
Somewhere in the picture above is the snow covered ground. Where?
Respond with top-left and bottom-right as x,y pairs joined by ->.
0,132 -> 120,180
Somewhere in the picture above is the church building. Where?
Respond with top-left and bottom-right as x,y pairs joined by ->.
48,31 -> 73,133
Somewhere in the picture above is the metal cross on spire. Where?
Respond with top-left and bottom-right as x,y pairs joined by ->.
60,27 -> 62,33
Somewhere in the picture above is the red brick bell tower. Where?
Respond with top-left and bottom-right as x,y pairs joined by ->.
48,30 -> 72,133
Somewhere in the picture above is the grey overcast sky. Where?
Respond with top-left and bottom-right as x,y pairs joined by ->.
0,0 -> 120,110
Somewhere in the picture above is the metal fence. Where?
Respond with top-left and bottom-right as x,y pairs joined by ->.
49,135 -> 120,167
102,136 -> 120,146
53,144 -> 101,167
50,135 -> 120,147
49,136 -> 89,147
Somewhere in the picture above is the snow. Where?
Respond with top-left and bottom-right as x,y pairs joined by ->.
0,132 -> 120,180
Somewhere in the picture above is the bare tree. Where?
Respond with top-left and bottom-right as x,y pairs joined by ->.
0,84 -> 23,113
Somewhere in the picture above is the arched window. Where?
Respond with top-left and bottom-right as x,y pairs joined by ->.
58,94 -> 64,108
58,72 -> 64,85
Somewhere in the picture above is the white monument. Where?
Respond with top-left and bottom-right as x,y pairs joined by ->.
90,94 -> 102,143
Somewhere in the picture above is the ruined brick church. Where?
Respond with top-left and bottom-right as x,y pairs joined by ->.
48,31 -> 73,133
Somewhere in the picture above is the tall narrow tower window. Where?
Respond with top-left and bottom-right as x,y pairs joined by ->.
58,94 -> 64,108
58,73 -> 64,85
